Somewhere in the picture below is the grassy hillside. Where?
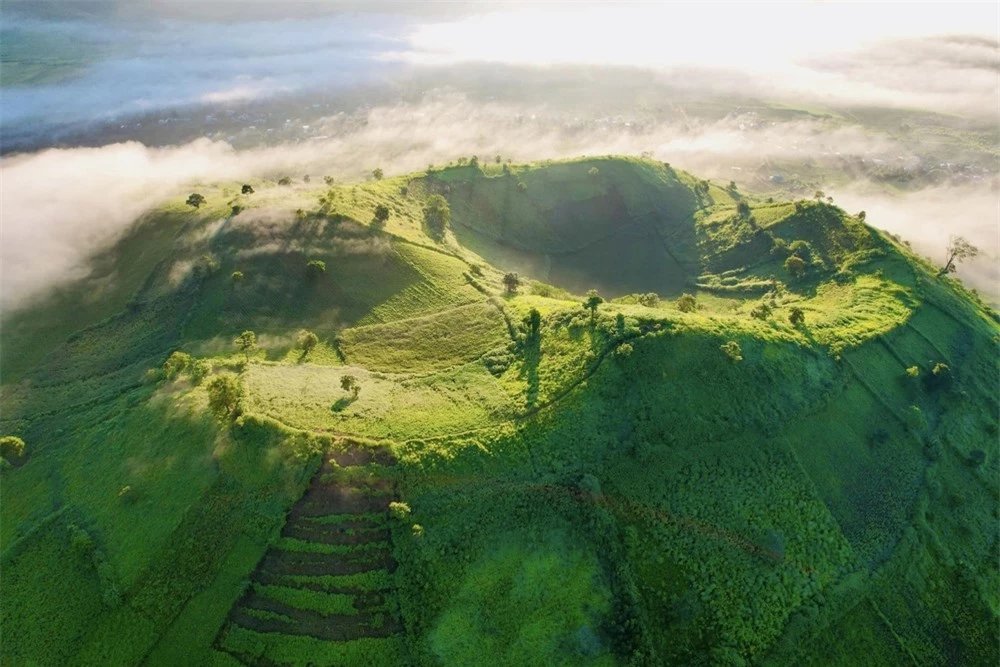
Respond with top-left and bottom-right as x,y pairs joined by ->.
1,157 -> 997,666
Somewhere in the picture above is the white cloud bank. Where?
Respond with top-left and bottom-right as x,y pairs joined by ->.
3,93 -> 996,311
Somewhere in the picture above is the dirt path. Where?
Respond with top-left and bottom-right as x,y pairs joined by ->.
215,444 -> 403,663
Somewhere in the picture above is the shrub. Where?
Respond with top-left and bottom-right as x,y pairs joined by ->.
788,307 -> 805,326
297,330 -> 319,355
637,292 -> 659,307
163,351 -> 192,380
788,240 -> 812,261
720,341 -> 743,363
482,348 -> 514,377
69,524 -> 97,560
750,303 -> 772,320
117,485 -> 138,504
306,259 -> 326,280
230,270 -> 244,284
588,167 -> 599,177
784,255 -> 806,279
207,376 -> 241,420
278,177 -> 292,186
340,375 -> 360,398
195,254 -> 219,278
423,194 -> 451,240
615,343 -> 633,359
676,293 -> 697,313
0,435 -> 25,461
241,184 -> 254,195
372,204 -> 390,229
389,502 -> 411,520
517,181 -> 528,192
189,360 -> 210,385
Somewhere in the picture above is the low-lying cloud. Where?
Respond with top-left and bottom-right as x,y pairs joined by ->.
2,92 -> 996,312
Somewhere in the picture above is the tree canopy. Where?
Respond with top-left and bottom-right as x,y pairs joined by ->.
502,272 -> 520,294
584,290 -> 603,320
234,330 -> 257,362
423,195 -> 451,240
206,376 -> 241,420
0,436 -> 26,461
941,236 -> 979,275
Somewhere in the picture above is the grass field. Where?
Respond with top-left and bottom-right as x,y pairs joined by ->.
1,156 -> 997,666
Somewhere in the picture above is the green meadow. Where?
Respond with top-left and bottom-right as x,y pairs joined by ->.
1,156 -> 996,666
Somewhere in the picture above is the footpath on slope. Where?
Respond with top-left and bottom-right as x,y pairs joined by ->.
215,445 -> 404,663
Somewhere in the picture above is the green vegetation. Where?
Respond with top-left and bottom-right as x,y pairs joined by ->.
2,156 -> 997,666
0,435 -> 26,462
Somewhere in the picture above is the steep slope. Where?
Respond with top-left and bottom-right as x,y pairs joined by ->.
1,157 -> 996,666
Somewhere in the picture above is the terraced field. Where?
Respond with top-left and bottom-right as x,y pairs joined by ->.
217,446 -> 405,666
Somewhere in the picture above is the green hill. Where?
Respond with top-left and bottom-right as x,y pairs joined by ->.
1,157 -> 997,666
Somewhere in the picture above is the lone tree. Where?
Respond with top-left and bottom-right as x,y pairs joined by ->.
676,293 -> 697,313
372,167 -> 384,181
306,259 -> 326,280
788,306 -> 805,326
857,210 -> 866,222
241,184 -> 254,195
588,167 -> 600,177
0,435 -> 26,462
341,375 -> 360,398
206,376 -> 241,420
813,190 -> 825,201
423,194 -> 451,240
502,272 -> 520,294
234,330 -> 257,363
784,255 -> 806,279
186,193 -> 206,209
584,289 -> 604,322
324,176 -> 335,186
278,177 -> 292,186
750,303 -> 772,320
737,201 -> 751,218
940,235 -> 980,275
230,270 -> 244,285
373,204 -> 390,229
297,330 -> 319,356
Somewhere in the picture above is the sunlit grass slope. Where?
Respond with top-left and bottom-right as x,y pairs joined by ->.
1,157 -> 996,666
